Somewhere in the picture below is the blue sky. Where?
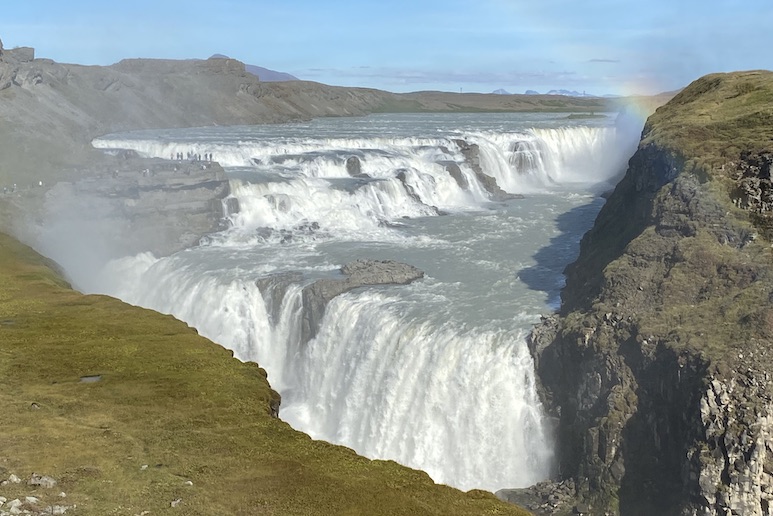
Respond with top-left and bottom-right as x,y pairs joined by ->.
1,0 -> 771,95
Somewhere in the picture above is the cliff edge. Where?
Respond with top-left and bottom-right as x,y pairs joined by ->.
0,233 -> 529,515
506,71 -> 773,515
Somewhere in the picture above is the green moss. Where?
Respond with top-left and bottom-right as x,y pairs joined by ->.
643,70 -> 773,171
0,232 -> 530,515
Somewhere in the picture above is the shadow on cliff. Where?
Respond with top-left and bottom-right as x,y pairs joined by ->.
517,196 -> 607,306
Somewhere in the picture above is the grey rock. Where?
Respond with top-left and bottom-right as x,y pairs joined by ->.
36,159 -> 230,257
395,170 -> 439,214
301,259 -> 424,342
438,161 -> 469,190
452,139 -> 521,201
345,156 -> 363,177
28,473 -> 57,488
5,47 -> 34,63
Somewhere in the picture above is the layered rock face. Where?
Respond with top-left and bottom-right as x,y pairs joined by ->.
24,157 -> 231,257
509,72 -> 773,515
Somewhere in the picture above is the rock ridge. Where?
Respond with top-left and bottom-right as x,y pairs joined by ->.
510,71 -> 773,515
301,259 -> 424,342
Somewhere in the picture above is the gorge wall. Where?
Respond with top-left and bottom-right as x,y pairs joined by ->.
500,71 -> 773,515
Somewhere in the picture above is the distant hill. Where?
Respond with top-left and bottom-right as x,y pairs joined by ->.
546,89 -> 593,97
523,89 -> 604,97
492,88 -> 510,95
210,54 -> 298,82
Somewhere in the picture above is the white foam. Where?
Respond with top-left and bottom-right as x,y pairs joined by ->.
79,115 -> 644,493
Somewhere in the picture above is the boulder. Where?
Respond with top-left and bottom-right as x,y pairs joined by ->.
345,156 -> 363,177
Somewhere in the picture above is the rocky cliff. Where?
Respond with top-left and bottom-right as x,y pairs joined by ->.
500,71 -> 773,515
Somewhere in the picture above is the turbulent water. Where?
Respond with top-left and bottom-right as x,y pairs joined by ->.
75,112 -> 639,492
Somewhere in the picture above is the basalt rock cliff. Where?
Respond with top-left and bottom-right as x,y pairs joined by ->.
500,71 -> 773,515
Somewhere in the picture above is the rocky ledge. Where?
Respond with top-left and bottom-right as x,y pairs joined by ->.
500,71 -> 773,515
10,154 -> 232,258
301,259 -> 424,342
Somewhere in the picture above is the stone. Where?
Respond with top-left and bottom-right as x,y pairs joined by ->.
440,161 -> 469,190
28,473 -> 57,488
452,139 -> 521,201
301,259 -> 424,342
345,156 -> 363,177
171,498 -> 182,508
8,473 -> 21,483
395,170 -> 439,213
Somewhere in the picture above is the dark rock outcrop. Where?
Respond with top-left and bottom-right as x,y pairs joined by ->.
514,71 -> 773,516
396,170 -> 440,214
345,156 -> 367,177
301,259 -> 424,342
453,139 -> 521,201
439,160 -> 469,190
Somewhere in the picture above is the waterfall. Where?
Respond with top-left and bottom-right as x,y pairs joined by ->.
56,113 -> 644,493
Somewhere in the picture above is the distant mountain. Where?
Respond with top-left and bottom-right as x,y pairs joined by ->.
210,54 -> 298,82
492,88 -> 510,95
547,89 -> 593,97
523,88 -> 609,98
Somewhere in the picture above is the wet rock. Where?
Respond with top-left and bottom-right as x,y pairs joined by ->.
395,170 -> 439,214
438,161 -> 469,190
301,259 -> 424,342
452,139 -> 521,201
345,156 -> 365,177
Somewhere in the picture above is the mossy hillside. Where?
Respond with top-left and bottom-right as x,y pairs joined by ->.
0,232 -> 530,515
561,71 -> 773,363
643,71 -> 773,168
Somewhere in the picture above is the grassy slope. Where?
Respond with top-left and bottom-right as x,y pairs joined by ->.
633,71 -> 773,361
564,70 -> 773,364
643,70 -> 773,165
0,232 -> 529,515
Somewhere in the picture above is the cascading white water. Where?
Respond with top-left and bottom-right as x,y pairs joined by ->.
51,112 -> 644,493
282,291 -> 553,490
